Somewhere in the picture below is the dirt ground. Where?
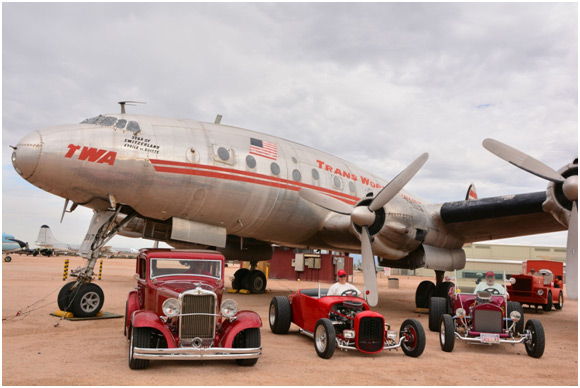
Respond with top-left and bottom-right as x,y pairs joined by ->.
2,255 -> 578,386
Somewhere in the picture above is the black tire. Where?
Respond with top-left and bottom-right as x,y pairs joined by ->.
232,268 -> 250,290
436,281 -> 454,298
542,291 -> 553,312
234,328 -> 261,366
129,327 -> 151,370
524,319 -> 545,358
269,296 -> 292,334
439,314 -> 455,352
555,291 -> 564,310
69,283 -> 105,317
399,319 -> 426,357
4,256 -> 12,262
507,301 -> 525,334
57,281 -> 77,311
245,270 -> 267,294
429,297 -> 447,332
415,280 -> 436,309
314,318 -> 336,359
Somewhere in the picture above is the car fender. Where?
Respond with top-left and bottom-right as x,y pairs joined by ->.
217,310 -> 263,348
125,291 -> 140,337
131,310 -> 177,348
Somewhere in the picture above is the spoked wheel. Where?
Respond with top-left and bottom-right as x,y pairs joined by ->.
440,314 -> 455,352
524,319 -> 545,358
314,318 -> 336,359
399,319 -> 426,357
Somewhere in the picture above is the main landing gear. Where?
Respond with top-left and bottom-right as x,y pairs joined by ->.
58,207 -> 136,317
415,270 -> 454,310
231,265 -> 267,294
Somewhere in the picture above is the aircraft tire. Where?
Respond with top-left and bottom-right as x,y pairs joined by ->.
245,270 -> 267,293
69,283 -> 105,317
415,280 -> 435,309
57,281 -> 77,311
232,268 -> 250,290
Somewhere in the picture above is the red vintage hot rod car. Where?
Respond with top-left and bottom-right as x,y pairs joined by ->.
269,287 -> 425,359
506,260 -> 565,311
429,277 -> 545,358
125,249 -> 262,369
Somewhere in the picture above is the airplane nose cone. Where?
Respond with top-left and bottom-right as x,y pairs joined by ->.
12,131 -> 42,179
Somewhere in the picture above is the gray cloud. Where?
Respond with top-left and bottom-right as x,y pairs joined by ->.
3,2 -> 576,248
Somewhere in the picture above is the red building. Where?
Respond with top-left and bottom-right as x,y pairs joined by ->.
268,247 -> 353,283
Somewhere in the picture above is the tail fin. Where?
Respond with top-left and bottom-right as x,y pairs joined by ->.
465,183 -> 478,201
35,225 -> 61,247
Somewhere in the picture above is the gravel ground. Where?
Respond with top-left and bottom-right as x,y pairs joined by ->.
2,255 -> 578,386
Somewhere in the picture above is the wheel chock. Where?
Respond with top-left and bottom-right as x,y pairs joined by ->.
415,308 -> 429,314
227,288 -> 239,294
53,310 -> 103,318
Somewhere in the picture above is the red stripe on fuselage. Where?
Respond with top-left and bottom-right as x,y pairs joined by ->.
149,159 -> 360,205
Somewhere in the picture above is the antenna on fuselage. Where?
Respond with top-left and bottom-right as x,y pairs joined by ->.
118,101 -> 146,114
214,114 -> 223,124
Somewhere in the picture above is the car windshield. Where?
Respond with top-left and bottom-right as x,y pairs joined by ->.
150,258 -> 222,280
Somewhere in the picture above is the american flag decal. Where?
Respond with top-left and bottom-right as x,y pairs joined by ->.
249,137 -> 277,160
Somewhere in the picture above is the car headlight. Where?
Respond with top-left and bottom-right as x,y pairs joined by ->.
456,308 -> 466,318
343,330 -> 355,339
509,277 -> 516,285
509,310 -> 521,322
537,289 -> 544,296
221,299 -> 238,318
162,298 -> 180,318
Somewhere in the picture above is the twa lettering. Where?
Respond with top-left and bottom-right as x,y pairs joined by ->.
316,160 -> 383,189
65,144 -> 117,166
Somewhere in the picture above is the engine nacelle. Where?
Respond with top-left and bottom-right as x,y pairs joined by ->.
378,244 -> 466,271
543,159 -> 578,228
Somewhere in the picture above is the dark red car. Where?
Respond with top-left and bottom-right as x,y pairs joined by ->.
430,280 -> 545,358
125,249 -> 262,369
269,287 -> 425,359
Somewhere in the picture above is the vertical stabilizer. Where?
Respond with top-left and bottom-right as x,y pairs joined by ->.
35,225 -> 60,246
465,183 -> 478,201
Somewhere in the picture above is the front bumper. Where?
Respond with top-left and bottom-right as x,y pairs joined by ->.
132,346 -> 262,361
454,332 -> 530,345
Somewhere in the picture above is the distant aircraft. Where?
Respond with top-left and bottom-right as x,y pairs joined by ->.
2,232 -> 36,262
10,103 -> 576,316
35,224 -> 138,257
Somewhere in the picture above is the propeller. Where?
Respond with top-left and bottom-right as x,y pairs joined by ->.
8,238 -> 29,250
300,152 -> 429,306
483,138 -> 578,299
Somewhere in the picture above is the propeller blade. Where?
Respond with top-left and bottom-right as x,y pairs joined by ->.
298,188 -> 352,215
361,226 -> 379,306
369,153 -> 429,212
8,238 -> 27,249
566,202 -> 578,299
482,138 -> 564,183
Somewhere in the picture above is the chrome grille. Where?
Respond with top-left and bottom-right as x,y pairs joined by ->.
179,292 -> 216,341
473,309 -> 502,333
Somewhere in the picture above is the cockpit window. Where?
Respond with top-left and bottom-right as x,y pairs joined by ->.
100,116 -> 117,126
80,116 -> 140,133
127,121 -> 140,133
115,119 -> 127,129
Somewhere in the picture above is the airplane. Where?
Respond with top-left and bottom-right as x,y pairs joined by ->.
9,102 -> 577,316
2,232 -> 37,262
35,224 -> 139,257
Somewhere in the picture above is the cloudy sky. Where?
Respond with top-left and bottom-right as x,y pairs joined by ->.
2,3 -> 577,250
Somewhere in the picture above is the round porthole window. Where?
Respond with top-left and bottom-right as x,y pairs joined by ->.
311,169 -> 320,180
217,147 -> 230,161
271,162 -> 280,176
246,155 -> 256,169
292,169 -> 302,182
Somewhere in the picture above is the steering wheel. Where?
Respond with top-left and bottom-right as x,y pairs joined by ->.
484,287 -> 501,295
341,289 -> 359,297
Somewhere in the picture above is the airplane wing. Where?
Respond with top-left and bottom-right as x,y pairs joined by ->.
440,191 -> 565,243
